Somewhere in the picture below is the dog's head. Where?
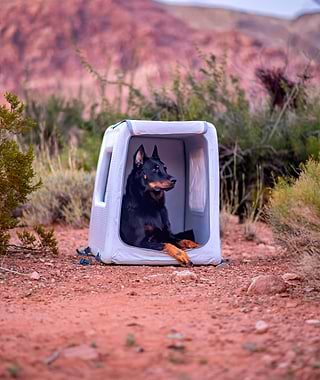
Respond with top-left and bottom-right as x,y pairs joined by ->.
133,144 -> 176,193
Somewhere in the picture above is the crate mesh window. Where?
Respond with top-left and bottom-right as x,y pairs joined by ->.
189,148 -> 206,213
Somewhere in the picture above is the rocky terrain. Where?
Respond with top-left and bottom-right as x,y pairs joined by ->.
1,218 -> 320,379
1,0 -> 319,99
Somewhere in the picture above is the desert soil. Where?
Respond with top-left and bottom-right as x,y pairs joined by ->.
0,218 -> 319,380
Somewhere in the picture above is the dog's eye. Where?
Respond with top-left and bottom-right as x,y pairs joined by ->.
152,165 -> 159,173
164,166 -> 167,171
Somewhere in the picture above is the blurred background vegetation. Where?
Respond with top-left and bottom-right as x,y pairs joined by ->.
14,53 -> 320,228
2,50 -> 320,282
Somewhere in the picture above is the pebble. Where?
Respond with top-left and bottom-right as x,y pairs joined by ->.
282,273 -> 301,282
242,342 -> 258,353
255,320 -> 269,334
247,275 -> 287,295
62,344 -> 98,360
171,270 -> 198,283
261,354 -> 276,367
30,271 -> 41,280
305,319 -> 320,326
167,332 -> 184,340
286,301 -> 299,308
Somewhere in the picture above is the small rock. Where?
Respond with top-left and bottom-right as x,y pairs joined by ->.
43,350 -> 60,365
278,362 -> 289,369
167,332 -> 184,340
261,354 -> 276,367
255,320 -> 269,334
23,289 -> 33,298
247,275 -> 286,295
282,273 -> 301,282
305,319 -> 320,326
286,301 -> 299,308
171,270 -> 197,283
62,344 -> 98,360
242,342 -> 258,353
167,341 -> 185,351
30,271 -> 41,280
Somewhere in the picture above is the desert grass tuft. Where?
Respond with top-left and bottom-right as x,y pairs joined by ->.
268,158 -> 320,288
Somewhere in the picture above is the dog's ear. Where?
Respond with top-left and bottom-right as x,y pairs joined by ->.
152,145 -> 159,160
133,145 -> 146,168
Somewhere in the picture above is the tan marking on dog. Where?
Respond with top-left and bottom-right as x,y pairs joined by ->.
163,243 -> 191,266
177,240 -> 200,249
148,180 -> 172,190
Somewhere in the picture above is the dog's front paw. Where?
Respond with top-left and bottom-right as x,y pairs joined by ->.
177,239 -> 200,250
163,243 -> 192,266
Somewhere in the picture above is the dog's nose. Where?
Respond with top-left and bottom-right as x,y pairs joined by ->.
170,178 -> 177,184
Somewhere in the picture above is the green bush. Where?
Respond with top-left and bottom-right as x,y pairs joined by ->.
23,169 -> 95,228
268,158 -> 320,287
0,93 -> 40,253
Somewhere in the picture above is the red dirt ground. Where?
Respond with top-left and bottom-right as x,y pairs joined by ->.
1,219 -> 319,380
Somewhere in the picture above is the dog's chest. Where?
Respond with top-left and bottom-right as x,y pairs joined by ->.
143,211 -> 163,230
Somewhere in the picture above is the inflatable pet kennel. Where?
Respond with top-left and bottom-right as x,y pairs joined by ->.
87,120 -> 221,265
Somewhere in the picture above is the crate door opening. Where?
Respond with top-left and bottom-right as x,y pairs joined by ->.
120,135 -> 210,247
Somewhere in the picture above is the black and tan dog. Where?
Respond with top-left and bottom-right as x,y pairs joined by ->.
120,144 -> 199,266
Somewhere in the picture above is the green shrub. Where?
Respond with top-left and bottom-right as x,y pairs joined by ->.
0,92 -> 58,257
13,225 -> 58,256
23,169 -> 95,228
0,93 -> 40,253
268,158 -> 320,287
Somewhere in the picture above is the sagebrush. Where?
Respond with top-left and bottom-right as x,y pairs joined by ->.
268,158 -> 320,287
23,168 -> 95,228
